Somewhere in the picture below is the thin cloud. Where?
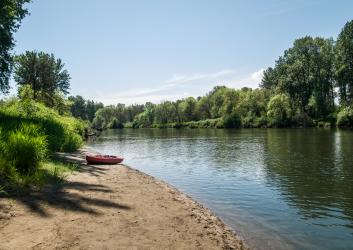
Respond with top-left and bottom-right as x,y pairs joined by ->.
165,69 -> 235,84
94,93 -> 190,105
84,68 -> 265,105
228,68 -> 264,89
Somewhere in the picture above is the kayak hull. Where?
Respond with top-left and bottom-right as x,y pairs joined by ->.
86,155 -> 124,165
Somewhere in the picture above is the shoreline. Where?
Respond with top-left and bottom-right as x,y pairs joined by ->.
0,148 -> 248,249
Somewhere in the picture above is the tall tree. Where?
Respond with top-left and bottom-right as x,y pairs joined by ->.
335,20 -> 353,106
261,36 -> 335,117
260,67 -> 277,90
69,95 -> 87,120
14,51 -> 70,106
0,0 -> 30,93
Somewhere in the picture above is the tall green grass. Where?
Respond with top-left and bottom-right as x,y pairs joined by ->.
0,100 -> 85,152
0,124 -> 47,174
0,99 -> 85,191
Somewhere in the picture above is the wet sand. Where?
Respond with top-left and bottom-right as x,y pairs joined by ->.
0,149 -> 247,249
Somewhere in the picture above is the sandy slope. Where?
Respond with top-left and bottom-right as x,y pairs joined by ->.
0,149 -> 247,250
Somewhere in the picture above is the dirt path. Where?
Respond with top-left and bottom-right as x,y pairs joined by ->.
0,149 -> 247,249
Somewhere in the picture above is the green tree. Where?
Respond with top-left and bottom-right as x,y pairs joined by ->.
335,20 -> 353,106
223,111 -> 241,128
197,96 -> 212,119
263,36 -> 335,117
180,97 -> 198,121
260,67 -> 278,90
208,86 -> 228,118
14,51 -> 70,106
0,0 -> 30,93
92,106 -> 115,129
69,95 -> 86,120
86,100 -> 104,121
267,94 -> 292,127
154,101 -> 177,124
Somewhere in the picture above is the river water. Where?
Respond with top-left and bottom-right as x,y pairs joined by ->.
86,128 -> 353,249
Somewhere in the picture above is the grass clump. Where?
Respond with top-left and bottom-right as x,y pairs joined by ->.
337,106 -> 353,128
0,99 -> 85,152
0,160 -> 78,193
0,99 -> 84,192
0,124 -> 47,174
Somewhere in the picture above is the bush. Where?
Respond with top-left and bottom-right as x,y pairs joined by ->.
62,133 -> 83,152
0,100 -> 84,152
267,94 -> 292,127
109,118 -> 124,129
293,113 -> 314,127
337,106 -> 353,128
0,124 -> 47,174
254,116 -> 268,128
124,122 -> 133,128
241,115 -> 254,128
223,111 -> 242,128
215,118 -> 224,128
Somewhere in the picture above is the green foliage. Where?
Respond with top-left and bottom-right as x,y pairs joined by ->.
337,106 -> 353,128
0,99 -> 83,190
91,103 -> 144,129
263,36 -> 335,118
0,0 -> 30,94
335,20 -> 353,106
109,118 -> 124,129
68,95 -> 104,121
14,51 -> 71,106
132,109 -> 154,128
180,97 -> 198,121
293,113 -> 314,127
85,19 -> 353,130
185,118 -> 222,129
223,111 -> 242,128
62,133 -> 83,152
0,124 -> 47,173
18,85 -> 72,115
0,99 -> 84,152
267,94 -> 292,127
0,159 -> 78,191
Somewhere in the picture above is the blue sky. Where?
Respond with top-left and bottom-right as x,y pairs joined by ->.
10,0 -> 353,104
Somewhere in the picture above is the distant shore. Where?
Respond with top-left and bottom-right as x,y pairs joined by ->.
0,148 -> 247,249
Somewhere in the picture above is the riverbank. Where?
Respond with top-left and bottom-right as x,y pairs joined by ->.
0,148 -> 247,249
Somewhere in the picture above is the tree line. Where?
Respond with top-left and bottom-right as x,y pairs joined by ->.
67,20 -> 353,129
1,1 -> 353,129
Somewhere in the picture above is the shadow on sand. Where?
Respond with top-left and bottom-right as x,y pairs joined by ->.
0,150 -> 131,217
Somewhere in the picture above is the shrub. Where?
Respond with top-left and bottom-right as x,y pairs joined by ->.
0,100 -> 84,152
267,94 -> 292,127
109,118 -> 124,129
223,111 -> 242,128
293,113 -> 314,127
124,122 -> 133,128
241,115 -> 254,128
215,118 -> 224,128
254,116 -> 268,128
337,106 -> 353,128
0,124 -> 47,174
62,133 -> 83,152
132,111 -> 153,128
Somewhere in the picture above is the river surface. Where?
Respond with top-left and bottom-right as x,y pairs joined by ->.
86,128 -> 353,250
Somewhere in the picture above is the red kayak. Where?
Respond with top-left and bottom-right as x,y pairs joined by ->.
86,154 -> 124,165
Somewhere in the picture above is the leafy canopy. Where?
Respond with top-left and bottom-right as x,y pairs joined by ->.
0,0 -> 30,93
13,51 -> 71,106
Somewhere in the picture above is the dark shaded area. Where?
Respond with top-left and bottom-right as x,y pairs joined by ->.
8,182 -> 130,217
53,151 -> 110,178
0,153 -> 130,217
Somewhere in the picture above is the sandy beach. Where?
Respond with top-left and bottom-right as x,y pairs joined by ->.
0,149 -> 247,249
